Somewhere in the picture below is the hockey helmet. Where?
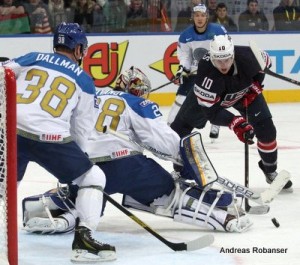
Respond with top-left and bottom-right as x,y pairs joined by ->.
192,3 -> 209,15
115,66 -> 151,99
53,22 -> 88,55
210,34 -> 234,60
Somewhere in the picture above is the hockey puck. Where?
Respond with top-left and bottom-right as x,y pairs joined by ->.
271,218 -> 280,228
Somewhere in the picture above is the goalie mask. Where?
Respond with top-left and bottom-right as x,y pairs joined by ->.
209,35 -> 234,74
115,66 -> 151,99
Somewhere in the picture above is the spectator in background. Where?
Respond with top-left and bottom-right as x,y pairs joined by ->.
273,0 -> 300,31
48,0 -> 67,28
91,0 -> 105,32
72,0 -> 95,33
126,0 -> 149,32
0,0 -> 30,33
174,0 -> 201,32
238,0 -> 269,32
210,2 -> 237,32
206,0 -> 217,16
102,0 -> 127,32
23,0 -> 52,34
147,0 -> 171,32
0,0 -> 25,15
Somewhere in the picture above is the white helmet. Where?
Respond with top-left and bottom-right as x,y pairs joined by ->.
115,66 -> 151,99
210,35 -> 234,61
192,3 -> 209,15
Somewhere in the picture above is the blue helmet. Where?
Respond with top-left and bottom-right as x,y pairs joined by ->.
53,22 -> 88,53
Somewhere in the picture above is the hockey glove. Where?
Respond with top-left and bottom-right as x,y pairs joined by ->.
243,81 -> 263,108
174,65 -> 190,85
262,50 -> 272,69
229,116 -> 254,144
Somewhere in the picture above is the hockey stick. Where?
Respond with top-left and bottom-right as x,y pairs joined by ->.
249,41 -> 300,86
103,191 -> 214,251
244,104 -> 270,214
103,127 -> 290,207
150,70 -> 197,93
150,78 -> 177,93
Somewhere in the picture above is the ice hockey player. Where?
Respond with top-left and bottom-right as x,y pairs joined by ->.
22,66 -> 253,237
170,34 -> 292,191
168,3 -> 227,141
1,23 -> 116,262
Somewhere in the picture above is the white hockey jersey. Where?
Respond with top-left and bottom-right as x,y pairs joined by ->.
2,52 -> 97,149
86,90 -> 180,161
177,24 -> 227,74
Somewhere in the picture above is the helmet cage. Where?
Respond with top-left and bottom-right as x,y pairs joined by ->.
115,67 -> 151,99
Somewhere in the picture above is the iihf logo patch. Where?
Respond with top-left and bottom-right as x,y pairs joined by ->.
139,100 -> 151,107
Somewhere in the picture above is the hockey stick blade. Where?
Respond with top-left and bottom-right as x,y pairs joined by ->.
249,40 -> 300,86
245,170 -> 290,214
260,170 -> 291,204
246,205 -> 270,215
185,234 -> 214,251
103,191 -> 214,251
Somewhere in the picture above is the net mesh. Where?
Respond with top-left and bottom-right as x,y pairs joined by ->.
0,67 -> 9,263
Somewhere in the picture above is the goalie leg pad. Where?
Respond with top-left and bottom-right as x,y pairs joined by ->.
174,206 -> 227,232
182,182 -> 233,207
22,190 -> 73,226
24,215 -> 72,234
180,132 -> 218,187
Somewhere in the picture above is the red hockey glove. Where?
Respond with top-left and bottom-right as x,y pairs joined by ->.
229,116 -> 255,144
174,65 -> 190,85
243,81 -> 263,107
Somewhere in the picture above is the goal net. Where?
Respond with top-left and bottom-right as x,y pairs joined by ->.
0,67 -> 17,265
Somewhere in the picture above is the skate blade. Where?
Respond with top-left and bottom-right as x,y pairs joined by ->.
71,249 -> 117,263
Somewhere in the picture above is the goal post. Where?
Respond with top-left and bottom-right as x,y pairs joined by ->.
0,67 -> 18,265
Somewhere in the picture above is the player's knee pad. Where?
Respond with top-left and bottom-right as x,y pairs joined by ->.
255,117 -> 276,143
74,165 -> 106,188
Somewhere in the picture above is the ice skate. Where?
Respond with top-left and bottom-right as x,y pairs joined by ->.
259,161 -> 293,192
71,219 -> 116,263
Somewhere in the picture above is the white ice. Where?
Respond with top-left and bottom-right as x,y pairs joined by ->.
17,103 -> 300,265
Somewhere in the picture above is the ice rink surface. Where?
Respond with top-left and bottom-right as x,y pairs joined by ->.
17,103 -> 300,265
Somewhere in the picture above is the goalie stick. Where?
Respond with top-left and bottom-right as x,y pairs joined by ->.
103,190 -> 214,251
104,127 -> 290,209
249,41 -> 300,86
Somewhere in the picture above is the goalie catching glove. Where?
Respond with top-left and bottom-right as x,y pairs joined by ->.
229,116 -> 254,144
